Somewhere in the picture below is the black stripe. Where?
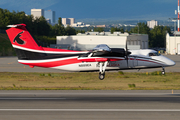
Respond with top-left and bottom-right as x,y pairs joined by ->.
80,66 -> 163,72
14,48 -> 84,60
130,55 -> 166,64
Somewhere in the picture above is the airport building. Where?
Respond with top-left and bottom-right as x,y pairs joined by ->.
55,32 -> 148,50
166,32 -> 180,55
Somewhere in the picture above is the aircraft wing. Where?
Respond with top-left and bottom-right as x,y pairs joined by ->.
78,44 -> 128,62
78,44 -> 131,80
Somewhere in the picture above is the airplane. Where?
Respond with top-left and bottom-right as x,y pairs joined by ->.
6,24 -> 176,80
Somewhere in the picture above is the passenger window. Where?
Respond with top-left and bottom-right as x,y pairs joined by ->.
149,53 -> 154,56
149,52 -> 161,56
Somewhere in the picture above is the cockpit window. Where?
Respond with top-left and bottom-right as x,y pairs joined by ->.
149,52 -> 161,56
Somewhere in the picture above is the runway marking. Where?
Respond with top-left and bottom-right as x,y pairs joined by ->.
0,109 -> 180,112
0,93 -> 178,96
0,98 -> 66,100
8,62 -> 15,64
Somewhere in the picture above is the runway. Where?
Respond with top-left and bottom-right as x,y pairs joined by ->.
0,54 -> 180,72
0,55 -> 180,119
0,90 -> 180,120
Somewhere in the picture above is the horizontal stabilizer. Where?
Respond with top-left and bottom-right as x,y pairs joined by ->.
7,24 -> 26,28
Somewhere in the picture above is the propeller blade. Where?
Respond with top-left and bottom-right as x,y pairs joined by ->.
125,40 -> 128,67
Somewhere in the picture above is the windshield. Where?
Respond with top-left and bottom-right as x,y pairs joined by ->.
149,52 -> 161,56
93,44 -> 111,52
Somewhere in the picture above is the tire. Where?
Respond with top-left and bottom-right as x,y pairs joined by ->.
162,71 -> 165,75
99,73 -> 105,80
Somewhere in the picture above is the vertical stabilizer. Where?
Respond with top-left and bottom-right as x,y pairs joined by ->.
6,24 -> 44,60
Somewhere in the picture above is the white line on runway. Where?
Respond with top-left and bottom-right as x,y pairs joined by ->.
0,109 -> 180,112
0,93 -> 176,96
0,98 -> 66,100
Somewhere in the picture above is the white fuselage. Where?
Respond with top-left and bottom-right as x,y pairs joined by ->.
51,49 -> 175,72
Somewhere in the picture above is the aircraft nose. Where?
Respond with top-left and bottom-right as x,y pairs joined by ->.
165,58 -> 176,66
170,60 -> 176,66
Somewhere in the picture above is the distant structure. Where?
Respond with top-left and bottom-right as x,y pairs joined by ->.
147,20 -> 158,29
96,25 -> 106,28
31,9 -> 44,18
55,32 -> 148,50
166,0 -> 180,54
44,10 -> 55,24
71,22 -> 90,27
177,0 -> 180,31
62,18 -> 75,27
31,9 -> 56,25
166,32 -> 180,55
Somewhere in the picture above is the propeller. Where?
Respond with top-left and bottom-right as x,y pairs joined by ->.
125,40 -> 131,67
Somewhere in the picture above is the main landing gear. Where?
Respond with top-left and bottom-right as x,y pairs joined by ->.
99,72 -> 105,80
161,67 -> 165,75
99,61 -> 108,80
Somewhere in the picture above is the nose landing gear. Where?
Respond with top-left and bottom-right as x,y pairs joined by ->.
162,67 -> 165,75
99,61 -> 108,80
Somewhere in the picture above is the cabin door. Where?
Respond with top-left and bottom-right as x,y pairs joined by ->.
134,57 -> 138,67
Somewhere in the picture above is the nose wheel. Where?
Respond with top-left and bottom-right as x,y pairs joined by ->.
162,67 -> 165,75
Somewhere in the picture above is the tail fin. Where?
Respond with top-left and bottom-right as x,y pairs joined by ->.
6,24 -> 44,60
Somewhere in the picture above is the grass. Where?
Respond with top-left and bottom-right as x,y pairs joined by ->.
0,71 -> 180,90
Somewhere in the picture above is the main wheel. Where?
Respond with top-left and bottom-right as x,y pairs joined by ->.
162,70 -> 165,75
99,72 -> 105,80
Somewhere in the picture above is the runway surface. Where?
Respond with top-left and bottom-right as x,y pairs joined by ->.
0,55 -> 180,73
0,90 -> 180,120
0,56 -> 180,119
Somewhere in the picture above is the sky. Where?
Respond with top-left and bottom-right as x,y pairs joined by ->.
0,0 -> 178,20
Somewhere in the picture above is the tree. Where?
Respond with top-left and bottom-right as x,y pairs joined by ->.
65,25 -> 76,35
111,27 -> 124,34
93,27 -> 104,32
149,26 -> 171,48
58,17 -> 62,26
130,22 -> 150,34
130,22 -> 171,48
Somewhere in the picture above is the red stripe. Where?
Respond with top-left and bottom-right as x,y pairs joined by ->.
19,58 -> 81,68
43,47 -> 84,52
19,57 -> 163,68
78,58 -> 124,62
19,58 -> 124,68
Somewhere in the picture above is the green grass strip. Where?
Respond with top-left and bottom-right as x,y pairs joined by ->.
0,71 -> 180,90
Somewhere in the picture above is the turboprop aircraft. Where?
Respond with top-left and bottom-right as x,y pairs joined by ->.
6,24 -> 176,80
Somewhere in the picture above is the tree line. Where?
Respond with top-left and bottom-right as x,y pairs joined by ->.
99,23 -> 171,48
0,8 -> 77,36
0,8 -> 77,46
129,23 -> 171,48
0,8 -> 171,48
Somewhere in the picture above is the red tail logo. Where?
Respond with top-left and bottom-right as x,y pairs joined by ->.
13,31 -> 25,45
